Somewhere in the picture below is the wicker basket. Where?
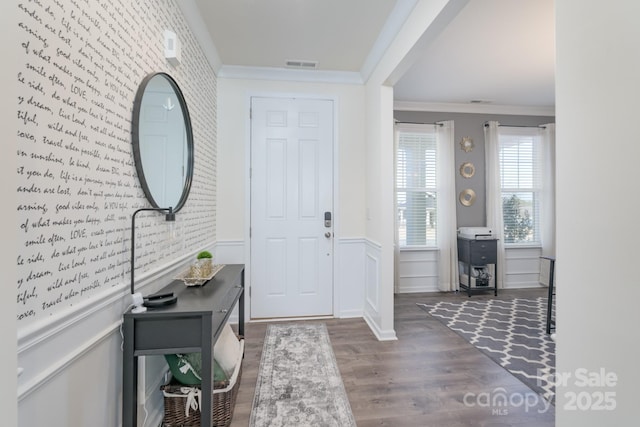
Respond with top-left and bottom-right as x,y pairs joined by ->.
161,340 -> 244,427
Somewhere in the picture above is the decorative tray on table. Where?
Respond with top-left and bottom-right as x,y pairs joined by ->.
175,264 -> 226,287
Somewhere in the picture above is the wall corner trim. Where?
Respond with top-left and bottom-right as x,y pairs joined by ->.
363,311 -> 398,341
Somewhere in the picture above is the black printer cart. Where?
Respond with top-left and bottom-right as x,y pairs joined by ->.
457,236 -> 498,297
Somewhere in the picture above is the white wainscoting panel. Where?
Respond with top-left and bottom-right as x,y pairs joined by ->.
504,246 -> 546,289
215,240 -> 246,264
19,331 -> 124,427
392,246 -> 546,292
220,239 -> 367,319
336,238 -> 366,317
363,240 -> 391,339
397,249 -> 439,293
17,251 -> 209,427
365,253 -> 380,311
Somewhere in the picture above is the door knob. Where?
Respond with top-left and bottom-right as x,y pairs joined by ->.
324,232 -> 332,238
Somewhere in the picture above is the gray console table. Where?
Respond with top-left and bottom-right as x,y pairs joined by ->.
122,264 -> 245,427
457,237 -> 498,296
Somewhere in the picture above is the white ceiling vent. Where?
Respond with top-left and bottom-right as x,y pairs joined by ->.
285,59 -> 318,69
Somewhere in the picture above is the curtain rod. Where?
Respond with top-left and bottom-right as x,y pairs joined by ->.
483,122 -> 549,129
394,120 -> 444,127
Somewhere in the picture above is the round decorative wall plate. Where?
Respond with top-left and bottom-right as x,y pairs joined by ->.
460,137 -> 474,152
460,162 -> 475,178
459,188 -> 476,206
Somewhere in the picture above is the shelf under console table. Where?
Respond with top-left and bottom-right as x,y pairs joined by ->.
457,237 -> 498,297
122,264 -> 245,427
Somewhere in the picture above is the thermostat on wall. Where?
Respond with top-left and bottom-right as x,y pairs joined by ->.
164,29 -> 181,66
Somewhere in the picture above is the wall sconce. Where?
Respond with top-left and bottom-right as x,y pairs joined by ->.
130,207 -> 178,313
164,29 -> 181,66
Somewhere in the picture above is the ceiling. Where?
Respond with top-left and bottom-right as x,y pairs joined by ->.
189,0 -> 555,111
194,0 -> 397,72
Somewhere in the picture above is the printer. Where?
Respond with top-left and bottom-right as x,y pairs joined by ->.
458,227 -> 494,240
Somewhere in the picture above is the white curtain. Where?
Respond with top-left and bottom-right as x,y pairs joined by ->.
436,121 -> 458,291
393,126 -> 400,293
484,121 -> 506,288
541,123 -> 556,257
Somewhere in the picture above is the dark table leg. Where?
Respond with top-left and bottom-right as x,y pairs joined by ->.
122,317 -> 137,427
239,270 -> 245,337
200,315 -> 213,427
546,259 -> 555,334
494,261 -> 498,296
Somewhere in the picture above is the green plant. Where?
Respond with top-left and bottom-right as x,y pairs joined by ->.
502,194 -> 533,243
197,250 -> 213,259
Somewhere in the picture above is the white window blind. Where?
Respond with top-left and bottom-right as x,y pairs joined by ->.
498,128 -> 542,244
396,126 -> 437,247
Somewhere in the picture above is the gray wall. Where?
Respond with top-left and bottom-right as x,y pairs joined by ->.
393,111 -> 554,228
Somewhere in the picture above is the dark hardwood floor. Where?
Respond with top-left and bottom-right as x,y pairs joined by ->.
230,288 -> 554,426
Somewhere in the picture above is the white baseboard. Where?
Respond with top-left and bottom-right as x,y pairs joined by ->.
363,311 -> 397,341
397,283 -> 440,293
503,281 -> 547,289
338,309 -> 364,318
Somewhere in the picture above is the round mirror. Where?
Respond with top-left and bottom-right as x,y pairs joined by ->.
132,72 -> 194,212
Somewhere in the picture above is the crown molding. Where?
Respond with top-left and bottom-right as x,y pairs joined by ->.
218,65 -> 364,85
393,100 -> 555,117
175,0 -> 223,73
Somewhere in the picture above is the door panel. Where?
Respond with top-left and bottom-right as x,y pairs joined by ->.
299,237 -> 319,295
266,139 -> 286,218
250,97 -> 333,318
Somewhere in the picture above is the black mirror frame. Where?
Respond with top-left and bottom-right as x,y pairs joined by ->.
131,72 -> 194,213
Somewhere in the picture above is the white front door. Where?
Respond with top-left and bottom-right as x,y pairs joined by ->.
250,97 -> 334,318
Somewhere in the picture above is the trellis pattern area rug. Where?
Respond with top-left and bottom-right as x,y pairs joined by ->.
417,297 -> 555,404
249,323 -> 357,427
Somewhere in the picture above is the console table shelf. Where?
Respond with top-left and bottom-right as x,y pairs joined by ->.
457,237 -> 498,297
122,264 -> 245,427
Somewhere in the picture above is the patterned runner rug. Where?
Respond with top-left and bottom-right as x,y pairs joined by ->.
417,297 -> 555,404
249,323 -> 356,427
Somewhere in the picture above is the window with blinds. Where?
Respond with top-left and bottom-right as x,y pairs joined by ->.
396,127 -> 437,247
498,128 -> 542,244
